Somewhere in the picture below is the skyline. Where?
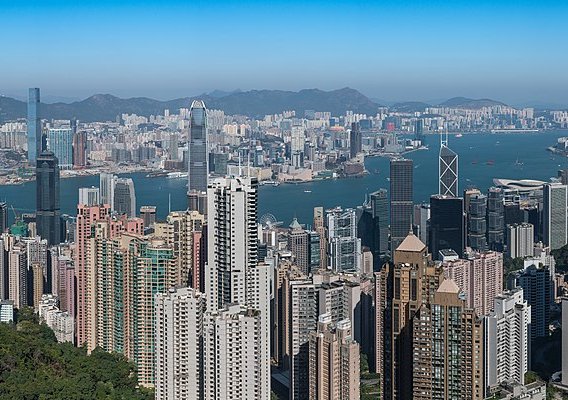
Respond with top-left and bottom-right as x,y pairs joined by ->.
2,0 -> 568,105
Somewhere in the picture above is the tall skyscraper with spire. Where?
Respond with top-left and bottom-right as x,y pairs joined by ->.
27,88 -> 42,164
439,132 -> 458,197
188,100 -> 208,213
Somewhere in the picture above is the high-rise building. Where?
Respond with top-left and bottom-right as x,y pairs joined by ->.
507,223 -> 534,259
72,130 -> 87,168
487,187 -> 505,251
155,287 -> 206,400
543,183 -> 568,250
188,100 -> 208,211
36,151 -> 61,246
113,177 -> 136,217
154,210 -> 205,289
429,195 -> 465,259
47,128 -> 74,169
562,298 -> 568,387
126,237 -> 178,386
32,262 -> 44,311
288,279 -> 318,400
516,264 -> 553,338
203,304 -> 268,400
0,202 -> 7,233
78,187 -> 100,206
288,218 -> 309,275
27,88 -> 42,164
206,177 -> 258,312
390,159 -> 413,250
99,173 -> 116,209
75,204 -> 111,349
485,287 -> 531,390
8,242 -> 27,308
359,189 -> 389,266
412,279 -> 484,400
375,233 -> 444,400
308,315 -> 360,400
314,207 -> 328,270
326,207 -> 361,272
349,122 -> 362,159
468,193 -> 488,251
439,134 -> 458,197
413,203 -> 430,246
139,206 -> 156,229
443,251 -> 503,316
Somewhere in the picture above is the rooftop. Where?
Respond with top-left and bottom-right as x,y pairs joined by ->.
396,233 -> 426,252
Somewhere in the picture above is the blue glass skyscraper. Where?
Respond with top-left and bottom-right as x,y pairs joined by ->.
47,128 -> 74,169
27,88 -> 42,163
188,100 -> 208,213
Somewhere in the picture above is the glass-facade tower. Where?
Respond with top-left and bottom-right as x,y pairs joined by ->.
36,151 -> 61,245
390,159 -> 413,251
27,88 -> 42,163
188,100 -> 208,194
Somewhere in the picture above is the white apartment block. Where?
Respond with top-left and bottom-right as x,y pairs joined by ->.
39,295 -> 74,343
154,287 -> 206,400
203,304 -> 268,400
485,288 -> 531,389
507,223 -> 534,259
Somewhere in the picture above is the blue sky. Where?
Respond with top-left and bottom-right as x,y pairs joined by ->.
1,0 -> 567,104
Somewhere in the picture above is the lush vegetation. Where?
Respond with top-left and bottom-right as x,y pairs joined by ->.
360,353 -> 380,400
552,244 -> 568,272
0,308 -> 153,400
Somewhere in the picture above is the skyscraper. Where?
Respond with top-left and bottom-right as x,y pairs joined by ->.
72,129 -> 87,168
439,134 -> 458,197
47,128 -> 74,169
467,193 -> 488,251
206,176 -> 258,312
487,187 -> 505,251
485,287 -> 531,390
36,151 -> 61,246
326,207 -> 362,272
428,195 -> 465,259
188,100 -> 208,212
27,88 -> 42,164
99,173 -> 116,209
349,122 -> 362,159
308,315 -> 360,400
358,189 -> 389,266
0,202 -> 7,233
288,218 -> 309,275
155,287 -> 206,400
139,206 -> 156,229
389,159 -> 413,250
412,279 -> 484,400
516,264 -> 553,339
113,178 -> 136,217
543,182 -> 568,250
507,223 -> 535,259
376,233 -> 444,400
78,187 -> 100,206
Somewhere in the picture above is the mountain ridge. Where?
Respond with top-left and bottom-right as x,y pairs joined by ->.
0,90 -> 516,123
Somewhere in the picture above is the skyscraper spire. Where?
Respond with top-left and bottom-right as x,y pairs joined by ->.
439,129 -> 458,197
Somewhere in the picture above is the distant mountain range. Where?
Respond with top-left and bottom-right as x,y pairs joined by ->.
0,89 -> 517,123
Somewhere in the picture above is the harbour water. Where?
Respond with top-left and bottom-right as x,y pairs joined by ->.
1,131 -> 567,226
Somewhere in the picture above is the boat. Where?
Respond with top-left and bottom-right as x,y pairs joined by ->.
471,160 -> 478,164
455,133 -> 463,138
486,160 -> 494,165
304,190 -> 312,193
166,172 -> 188,179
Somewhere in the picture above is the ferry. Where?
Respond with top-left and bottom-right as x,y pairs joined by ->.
455,133 -> 463,138
166,172 -> 188,179
304,190 -> 312,193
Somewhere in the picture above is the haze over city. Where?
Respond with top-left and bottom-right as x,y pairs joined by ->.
2,0 -> 568,106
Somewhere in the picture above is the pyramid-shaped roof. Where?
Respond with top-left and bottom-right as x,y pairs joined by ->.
396,233 -> 426,252
437,279 -> 460,294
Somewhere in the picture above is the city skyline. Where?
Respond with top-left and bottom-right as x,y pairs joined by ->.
2,1 -> 568,105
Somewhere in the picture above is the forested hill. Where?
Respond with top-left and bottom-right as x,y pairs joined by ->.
0,309 -> 153,400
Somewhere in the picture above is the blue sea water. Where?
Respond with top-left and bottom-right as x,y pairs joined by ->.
1,131 -> 567,227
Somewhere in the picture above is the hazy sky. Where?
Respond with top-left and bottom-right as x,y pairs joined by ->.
2,0 -> 567,104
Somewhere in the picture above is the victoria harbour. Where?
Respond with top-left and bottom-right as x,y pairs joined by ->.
2,131 -> 567,225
